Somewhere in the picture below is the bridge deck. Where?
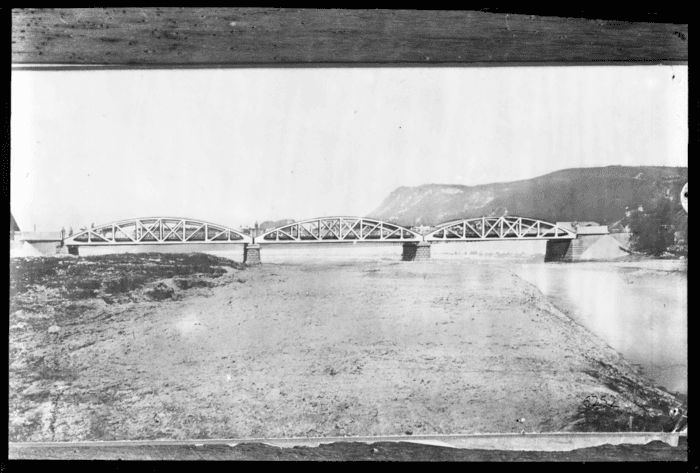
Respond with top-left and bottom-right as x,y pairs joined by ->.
64,218 -> 253,246
425,216 -> 577,242
256,217 -> 423,244
14,231 -> 63,242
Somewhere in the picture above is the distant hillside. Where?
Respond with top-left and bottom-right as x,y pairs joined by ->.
368,166 -> 688,229
259,218 -> 295,231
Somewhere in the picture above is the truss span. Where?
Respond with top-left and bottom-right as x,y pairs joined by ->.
424,216 -> 576,242
64,217 -> 253,245
256,217 -> 422,244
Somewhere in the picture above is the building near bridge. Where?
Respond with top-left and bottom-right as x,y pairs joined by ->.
10,211 -> 65,257
10,212 -> 20,241
555,221 -> 608,234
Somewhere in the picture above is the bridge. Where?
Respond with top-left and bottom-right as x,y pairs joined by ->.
249,215 -> 578,262
63,217 -> 253,246
57,215 -> 606,263
257,217 -> 423,243
424,216 -> 577,242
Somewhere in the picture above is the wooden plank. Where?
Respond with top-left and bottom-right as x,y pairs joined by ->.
8,437 -> 689,461
11,8 -> 687,66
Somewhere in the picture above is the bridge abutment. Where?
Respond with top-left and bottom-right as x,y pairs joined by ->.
244,244 -> 261,265
545,237 -> 609,262
402,241 -> 431,261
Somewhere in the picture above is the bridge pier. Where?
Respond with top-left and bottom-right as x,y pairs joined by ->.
550,234 -> 630,262
402,241 -> 431,261
244,244 -> 261,265
545,240 -> 578,262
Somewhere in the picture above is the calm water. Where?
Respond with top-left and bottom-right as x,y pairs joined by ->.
511,261 -> 688,394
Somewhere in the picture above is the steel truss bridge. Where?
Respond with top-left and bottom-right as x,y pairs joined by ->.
424,216 -> 576,242
257,217 -> 422,243
62,215 -> 577,248
63,217 -> 253,245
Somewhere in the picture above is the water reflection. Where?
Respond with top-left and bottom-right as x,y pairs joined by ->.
512,262 -> 687,394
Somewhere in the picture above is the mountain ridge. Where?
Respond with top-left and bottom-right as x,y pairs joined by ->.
368,166 -> 688,229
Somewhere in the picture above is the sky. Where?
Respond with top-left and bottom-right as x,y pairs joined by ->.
11,65 -> 687,232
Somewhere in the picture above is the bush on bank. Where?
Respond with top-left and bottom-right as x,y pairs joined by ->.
10,253 -> 244,305
629,200 -> 687,257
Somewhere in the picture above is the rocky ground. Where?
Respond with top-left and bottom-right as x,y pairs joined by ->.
9,253 -> 687,442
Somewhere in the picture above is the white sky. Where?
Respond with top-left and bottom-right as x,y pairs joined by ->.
11,65 -> 687,232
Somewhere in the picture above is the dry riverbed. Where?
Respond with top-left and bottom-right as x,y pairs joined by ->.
9,254 -> 686,441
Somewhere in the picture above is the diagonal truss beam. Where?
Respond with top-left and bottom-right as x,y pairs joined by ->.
257,217 -> 422,244
425,216 -> 576,242
64,217 -> 252,245
184,222 -> 205,242
163,221 -> 184,241
345,219 -> 361,239
114,223 -> 137,242
139,220 -> 161,241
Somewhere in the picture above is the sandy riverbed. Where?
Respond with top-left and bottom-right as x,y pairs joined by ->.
9,257 -> 685,441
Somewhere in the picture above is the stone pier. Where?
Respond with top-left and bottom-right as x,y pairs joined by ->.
544,224 -> 620,263
545,234 -> 626,262
544,239 -> 582,262
244,244 -> 261,265
402,241 -> 431,261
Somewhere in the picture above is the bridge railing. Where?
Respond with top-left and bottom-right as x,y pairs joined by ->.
13,231 -> 64,242
60,215 -> 578,247
64,217 -> 253,245
255,217 -> 422,244
424,216 -> 577,241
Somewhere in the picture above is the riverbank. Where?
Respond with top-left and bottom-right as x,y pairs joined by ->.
511,258 -> 687,395
9,254 -> 686,441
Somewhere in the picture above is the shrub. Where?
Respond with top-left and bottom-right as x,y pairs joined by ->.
145,283 -> 174,301
103,274 -> 149,294
629,200 -> 675,256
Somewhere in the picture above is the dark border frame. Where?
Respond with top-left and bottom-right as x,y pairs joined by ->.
8,7 -> 689,461
11,8 -> 687,67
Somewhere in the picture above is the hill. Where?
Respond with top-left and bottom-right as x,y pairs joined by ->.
368,166 -> 688,230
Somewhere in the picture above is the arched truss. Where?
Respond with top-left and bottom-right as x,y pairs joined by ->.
64,217 -> 253,245
424,216 -> 577,242
256,217 -> 422,244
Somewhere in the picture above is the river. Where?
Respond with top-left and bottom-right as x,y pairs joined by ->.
510,259 -> 688,395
